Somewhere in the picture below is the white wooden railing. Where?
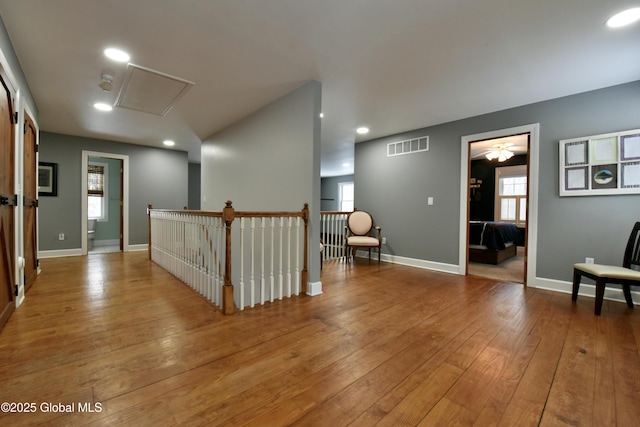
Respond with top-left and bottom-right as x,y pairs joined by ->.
320,211 -> 350,261
148,202 -> 309,314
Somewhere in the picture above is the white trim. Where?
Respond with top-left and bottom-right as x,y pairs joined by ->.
81,151 -> 129,255
127,244 -> 148,252
460,123 -> 540,285
355,250 -> 459,275
38,248 -> 84,259
306,281 -> 323,296
532,277 -> 640,305
93,239 -> 120,247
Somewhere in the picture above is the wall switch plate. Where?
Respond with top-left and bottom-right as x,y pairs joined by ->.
58,233 -> 65,241
382,237 -> 387,244
585,257 -> 594,264
427,197 -> 434,205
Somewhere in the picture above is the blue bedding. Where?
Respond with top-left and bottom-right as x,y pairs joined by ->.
469,221 -> 521,251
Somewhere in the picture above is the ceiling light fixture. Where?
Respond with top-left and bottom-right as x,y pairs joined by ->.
163,140 -> 175,146
606,7 -> 640,28
486,144 -> 515,162
104,48 -> 130,62
356,127 -> 370,134
93,102 -> 112,112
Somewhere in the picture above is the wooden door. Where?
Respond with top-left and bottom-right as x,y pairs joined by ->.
23,113 -> 38,291
0,64 -> 17,330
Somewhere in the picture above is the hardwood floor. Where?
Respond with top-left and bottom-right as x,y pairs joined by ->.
1,252 -> 639,426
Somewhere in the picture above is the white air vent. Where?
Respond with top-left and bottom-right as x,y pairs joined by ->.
114,64 -> 194,116
387,136 -> 429,157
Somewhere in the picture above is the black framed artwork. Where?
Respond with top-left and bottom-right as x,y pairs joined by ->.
38,162 -> 58,196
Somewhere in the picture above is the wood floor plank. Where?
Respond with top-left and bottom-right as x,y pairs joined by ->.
0,253 -> 639,426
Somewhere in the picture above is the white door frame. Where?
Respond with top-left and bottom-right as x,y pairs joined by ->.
459,123 -> 540,285
81,151 -> 129,255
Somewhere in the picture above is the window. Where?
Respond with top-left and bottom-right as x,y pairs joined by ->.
495,165 -> 527,227
88,162 -> 108,220
339,182 -> 354,212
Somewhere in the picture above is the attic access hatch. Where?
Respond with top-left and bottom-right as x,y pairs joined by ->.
114,64 -> 194,116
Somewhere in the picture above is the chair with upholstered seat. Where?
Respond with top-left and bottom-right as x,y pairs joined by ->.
572,221 -> 640,315
345,210 -> 382,263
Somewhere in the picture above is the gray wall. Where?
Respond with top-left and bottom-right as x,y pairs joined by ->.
188,162 -> 201,210
39,132 -> 188,250
321,174 -> 354,211
201,80 -> 322,283
355,80 -> 640,283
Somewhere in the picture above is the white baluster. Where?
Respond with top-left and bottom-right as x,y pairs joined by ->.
239,217 -> 245,310
270,217 -> 275,303
250,217 -> 256,308
260,217 -> 266,305
278,217 -> 283,300
287,217 -> 292,298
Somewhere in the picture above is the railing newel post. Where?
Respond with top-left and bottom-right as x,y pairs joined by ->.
222,200 -> 236,315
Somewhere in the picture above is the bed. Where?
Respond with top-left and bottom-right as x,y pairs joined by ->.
469,221 -> 522,265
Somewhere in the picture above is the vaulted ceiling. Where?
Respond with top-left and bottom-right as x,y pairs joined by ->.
0,1 -> 638,176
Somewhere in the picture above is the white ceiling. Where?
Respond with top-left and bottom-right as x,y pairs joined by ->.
0,1 -> 638,176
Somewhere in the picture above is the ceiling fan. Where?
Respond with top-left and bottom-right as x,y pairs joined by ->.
483,142 -> 525,162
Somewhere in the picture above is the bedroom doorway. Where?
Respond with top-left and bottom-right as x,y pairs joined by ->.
459,124 -> 540,286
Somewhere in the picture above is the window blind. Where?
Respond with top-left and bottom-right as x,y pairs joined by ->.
88,164 -> 105,197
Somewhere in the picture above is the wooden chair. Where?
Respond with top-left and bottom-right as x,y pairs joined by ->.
572,221 -> 640,315
345,210 -> 382,263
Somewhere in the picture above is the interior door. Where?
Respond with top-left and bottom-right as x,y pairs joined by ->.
0,64 -> 17,330
23,113 -> 38,291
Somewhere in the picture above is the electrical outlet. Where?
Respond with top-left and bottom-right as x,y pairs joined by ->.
382,237 -> 387,245
585,257 -> 594,264
58,233 -> 65,241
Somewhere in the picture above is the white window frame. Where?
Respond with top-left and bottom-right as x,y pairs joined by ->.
338,182 -> 354,212
88,161 -> 109,221
495,165 -> 527,227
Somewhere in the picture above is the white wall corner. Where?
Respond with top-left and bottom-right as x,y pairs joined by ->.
307,281 -> 323,296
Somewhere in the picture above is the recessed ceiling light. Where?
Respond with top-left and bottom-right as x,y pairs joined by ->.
342,162 -> 350,167
356,127 -> 370,134
93,102 -> 112,111
606,7 -> 640,28
319,112 -> 324,118
163,140 -> 175,146
104,48 -> 130,62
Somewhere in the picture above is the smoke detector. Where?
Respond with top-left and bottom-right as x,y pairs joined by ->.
99,73 -> 114,92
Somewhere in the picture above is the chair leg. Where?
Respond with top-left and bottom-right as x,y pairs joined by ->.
378,246 -> 381,263
571,269 -> 581,302
368,248 -> 371,260
594,280 -> 605,315
623,285 -> 634,309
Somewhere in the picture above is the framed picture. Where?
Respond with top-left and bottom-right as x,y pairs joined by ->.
559,128 -> 640,196
38,162 -> 58,196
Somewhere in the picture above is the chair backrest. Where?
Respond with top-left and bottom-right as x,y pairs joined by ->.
623,221 -> 640,270
347,210 -> 373,236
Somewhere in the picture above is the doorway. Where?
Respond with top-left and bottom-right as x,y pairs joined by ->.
81,151 -> 129,255
459,124 -> 539,285
468,136 -> 528,283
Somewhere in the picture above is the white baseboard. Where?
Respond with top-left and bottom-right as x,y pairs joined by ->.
127,244 -> 148,252
358,251 -> 638,305
38,248 -> 83,258
307,281 -> 323,296
355,250 -> 459,275
531,277 -> 640,304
